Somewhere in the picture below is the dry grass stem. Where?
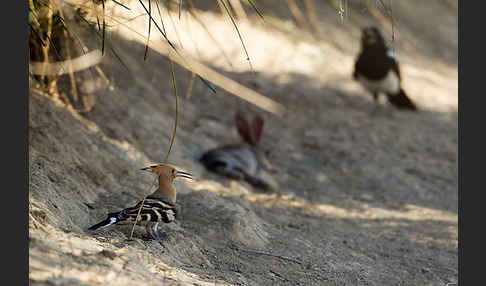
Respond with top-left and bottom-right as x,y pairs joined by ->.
229,0 -> 248,21
185,72 -> 196,100
164,60 -> 179,163
109,14 -> 285,115
29,49 -> 103,76
129,176 -> 158,240
285,0 -> 312,33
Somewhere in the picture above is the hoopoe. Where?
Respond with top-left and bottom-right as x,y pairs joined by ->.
88,164 -> 193,240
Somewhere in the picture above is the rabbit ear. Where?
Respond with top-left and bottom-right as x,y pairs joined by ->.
250,116 -> 264,144
235,112 -> 254,144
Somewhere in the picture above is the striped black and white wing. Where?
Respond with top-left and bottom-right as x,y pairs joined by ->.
120,197 -> 181,224
88,197 -> 181,230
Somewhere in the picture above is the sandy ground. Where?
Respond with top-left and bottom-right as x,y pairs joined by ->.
29,0 -> 457,285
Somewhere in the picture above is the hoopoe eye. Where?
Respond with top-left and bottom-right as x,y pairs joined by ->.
171,168 -> 176,174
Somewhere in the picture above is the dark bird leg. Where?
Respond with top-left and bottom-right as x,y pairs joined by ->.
145,222 -> 155,239
370,92 -> 383,116
372,92 -> 379,102
152,222 -> 164,241
146,222 -> 166,241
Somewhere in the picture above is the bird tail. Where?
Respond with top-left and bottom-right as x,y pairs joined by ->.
387,88 -> 417,111
88,214 -> 120,231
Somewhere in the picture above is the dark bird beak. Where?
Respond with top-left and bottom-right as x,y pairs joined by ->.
176,170 -> 193,180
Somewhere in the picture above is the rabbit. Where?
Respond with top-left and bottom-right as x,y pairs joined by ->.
200,111 -> 278,193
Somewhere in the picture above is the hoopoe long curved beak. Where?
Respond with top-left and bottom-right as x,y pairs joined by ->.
176,170 -> 193,180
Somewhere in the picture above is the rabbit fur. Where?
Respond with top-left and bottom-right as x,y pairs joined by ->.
200,112 -> 277,193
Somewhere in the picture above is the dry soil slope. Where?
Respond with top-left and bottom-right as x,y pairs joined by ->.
29,1 -> 457,285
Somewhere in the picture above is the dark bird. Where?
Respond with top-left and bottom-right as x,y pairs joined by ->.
353,26 -> 418,111
87,164 -> 193,240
